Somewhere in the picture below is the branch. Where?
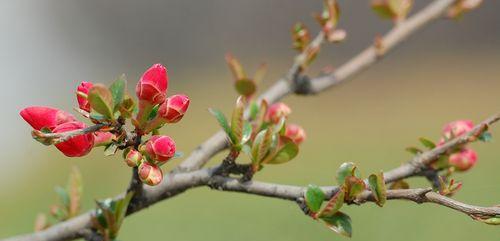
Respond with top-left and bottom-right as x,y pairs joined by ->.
33,124 -> 107,144
176,0 -> 457,172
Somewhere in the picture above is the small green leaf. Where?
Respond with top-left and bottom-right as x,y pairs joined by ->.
478,216 -> 500,225
249,101 -> 259,120
88,84 -> 114,119
251,128 -> 273,165
241,122 -> 252,145
321,212 -> 352,237
419,137 -> 436,149
54,186 -> 70,209
104,143 -> 118,156
231,96 -> 245,145
209,109 -> 237,144
273,116 -> 286,134
110,191 -> 134,239
305,184 -> 325,213
264,138 -> 299,164
336,162 -> 360,185
235,78 -> 256,97
345,176 -> 366,201
479,132 -> 493,142
109,74 -> 126,112
368,172 -> 387,207
317,187 -> 345,218
148,104 -> 160,121
405,147 -> 422,155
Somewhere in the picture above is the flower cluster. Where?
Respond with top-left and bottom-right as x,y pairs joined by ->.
20,63 -> 190,186
439,120 -> 478,171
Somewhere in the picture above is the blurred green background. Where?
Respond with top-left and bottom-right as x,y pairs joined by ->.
1,0 -> 499,240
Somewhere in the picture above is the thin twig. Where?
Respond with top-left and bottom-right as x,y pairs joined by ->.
34,124 -> 107,144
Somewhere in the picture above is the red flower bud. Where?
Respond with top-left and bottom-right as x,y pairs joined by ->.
76,81 -> 94,112
93,131 -> 116,147
52,122 -> 95,157
136,63 -> 168,105
20,106 -> 76,131
284,124 -> 306,144
158,94 -> 190,123
138,161 -> 163,186
265,103 -> 291,124
442,120 -> 474,139
449,148 -> 478,171
145,135 -> 176,163
124,149 -> 143,167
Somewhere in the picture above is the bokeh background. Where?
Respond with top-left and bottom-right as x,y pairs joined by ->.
1,0 -> 499,240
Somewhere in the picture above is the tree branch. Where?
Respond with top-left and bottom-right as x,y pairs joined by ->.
4,1 -> 485,241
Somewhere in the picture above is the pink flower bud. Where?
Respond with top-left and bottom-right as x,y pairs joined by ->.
138,161 -> 163,186
158,94 -> 190,123
449,148 -> 478,171
76,81 -> 94,112
442,120 -> 474,139
145,135 -> 176,163
136,63 -> 168,105
93,131 -> 116,147
265,103 -> 291,124
124,149 -> 143,167
52,122 -> 95,157
284,124 -> 306,144
20,106 -> 76,131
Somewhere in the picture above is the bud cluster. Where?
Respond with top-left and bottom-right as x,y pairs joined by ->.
439,120 -> 478,171
20,63 -> 189,186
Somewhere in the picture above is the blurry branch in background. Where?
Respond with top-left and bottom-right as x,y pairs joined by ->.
5,0 -> 496,241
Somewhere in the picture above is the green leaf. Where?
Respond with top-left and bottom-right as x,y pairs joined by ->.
104,143 -> 118,156
251,128 -> 273,165
419,137 -> 436,149
88,84 -> 114,119
405,147 -> 422,155
336,162 -> 360,185
54,186 -> 70,209
148,104 -> 160,121
264,138 -> 299,164
368,172 -> 387,207
479,132 -> 493,142
209,109 -> 237,144
345,176 -> 366,201
273,116 -> 286,134
241,122 -> 252,145
231,96 -> 245,144
249,101 -> 260,120
478,216 -> 500,225
109,74 -> 126,112
321,212 -> 352,238
235,78 -> 256,97
110,191 -> 134,239
317,187 -> 345,218
305,184 -> 325,213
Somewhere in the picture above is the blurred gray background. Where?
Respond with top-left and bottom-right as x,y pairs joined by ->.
1,0 -> 499,240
